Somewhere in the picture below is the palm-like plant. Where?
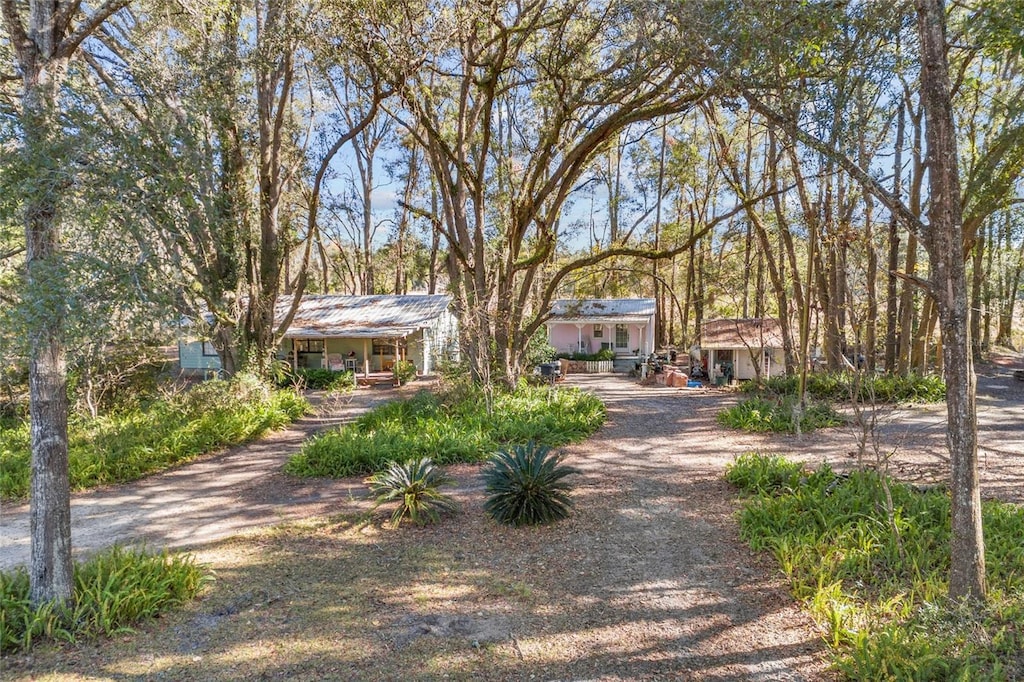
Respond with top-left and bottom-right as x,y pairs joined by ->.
366,458 -> 457,527
483,442 -> 578,526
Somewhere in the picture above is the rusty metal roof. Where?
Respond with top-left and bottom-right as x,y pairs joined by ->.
701,318 -> 785,349
548,298 -> 656,323
276,294 -> 452,338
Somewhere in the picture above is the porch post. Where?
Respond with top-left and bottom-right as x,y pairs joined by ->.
291,341 -> 297,370
363,338 -> 369,377
575,323 -> 583,353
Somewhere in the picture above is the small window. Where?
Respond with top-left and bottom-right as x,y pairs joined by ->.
593,325 -> 603,338
295,339 -> 324,353
201,341 -> 218,357
614,324 -> 629,348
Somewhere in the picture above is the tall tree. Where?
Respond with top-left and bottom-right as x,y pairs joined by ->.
2,0 -> 130,606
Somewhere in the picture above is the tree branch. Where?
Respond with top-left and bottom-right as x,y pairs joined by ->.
58,0 -> 132,59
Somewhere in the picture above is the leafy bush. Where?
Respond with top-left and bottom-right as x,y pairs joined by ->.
754,372 -> 946,404
556,348 -> 616,362
392,360 -> 417,386
287,384 -> 605,478
366,457 -> 456,527
279,367 -> 356,390
1,376 -> 308,499
728,454 -> 1024,679
717,396 -> 842,433
483,442 -> 578,526
1,546 -> 207,653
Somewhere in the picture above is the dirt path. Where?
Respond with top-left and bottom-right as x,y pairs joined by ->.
0,386 -> 401,571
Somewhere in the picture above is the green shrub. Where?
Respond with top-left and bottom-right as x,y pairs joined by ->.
287,384 -> 605,479
717,396 -> 842,433
0,546 -> 207,653
727,454 -> 1024,679
725,453 -> 805,495
483,442 -> 578,526
555,348 -> 615,362
366,457 -> 457,527
281,367 -> 356,390
756,372 -> 946,404
392,360 -> 417,386
1,377 -> 308,499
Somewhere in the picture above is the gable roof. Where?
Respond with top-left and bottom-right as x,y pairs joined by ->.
548,298 -> 656,324
276,294 -> 451,338
702,318 -> 785,349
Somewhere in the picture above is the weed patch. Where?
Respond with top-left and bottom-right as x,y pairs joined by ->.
726,454 -> 1024,680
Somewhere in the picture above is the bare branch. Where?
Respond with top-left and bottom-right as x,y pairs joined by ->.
58,0 -> 131,59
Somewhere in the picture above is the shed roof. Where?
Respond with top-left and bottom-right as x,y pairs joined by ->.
548,298 -> 656,323
701,318 -> 785,349
276,294 -> 451,338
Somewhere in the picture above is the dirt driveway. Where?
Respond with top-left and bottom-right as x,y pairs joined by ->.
3,362 -> 1023,680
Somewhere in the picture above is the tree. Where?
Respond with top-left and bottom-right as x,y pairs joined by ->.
2,0 -> 130,606
915,0 -> 985,601
348,0 -> 723,385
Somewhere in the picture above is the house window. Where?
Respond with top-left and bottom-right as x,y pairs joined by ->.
201,341 -> 218,357
373,341 -> 403,356
593,325 -> 603,338
295,339 -> 324,353
614,324 -> 629,348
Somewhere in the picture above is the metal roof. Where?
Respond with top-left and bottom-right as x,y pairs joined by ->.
276,294 -> 452,338
701,318 -> 785,349
548,298 -> 656,323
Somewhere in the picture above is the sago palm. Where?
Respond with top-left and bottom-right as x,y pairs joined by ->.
366,458 -> 456,527
483,442 -> 578,526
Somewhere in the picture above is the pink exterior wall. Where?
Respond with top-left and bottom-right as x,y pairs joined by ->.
548,323 -> 643,354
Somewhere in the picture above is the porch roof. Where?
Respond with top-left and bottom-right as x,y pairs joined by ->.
277,294 -> 451,339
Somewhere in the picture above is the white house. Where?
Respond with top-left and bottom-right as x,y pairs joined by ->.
700,318 -> 787,382
546,298 -> 656,358
179,294 -> 457,377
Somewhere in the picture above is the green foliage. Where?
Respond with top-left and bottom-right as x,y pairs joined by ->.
366,457 -> 456,527
717,396 -> 842,433
483,442 -> 578,526
556,348 -> 616,361
0,546 -> 207,653
286,384 -> 605,478
728,454 -> 1024,680
753,372 -> 946,404
392,360 -> 417,386
0,376 -> 308,499
524,329 -> 558,366
278,367 -> 356,391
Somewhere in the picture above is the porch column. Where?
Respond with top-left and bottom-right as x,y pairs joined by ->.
363,338 -> 369,377
291,341 -> 297,370
422,330 -> 431,375
575,323 -> 584,353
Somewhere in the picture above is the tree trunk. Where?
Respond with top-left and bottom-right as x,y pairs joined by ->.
884,98 -> 905,372
15,11 -> 75,610
916,0 -> 985,601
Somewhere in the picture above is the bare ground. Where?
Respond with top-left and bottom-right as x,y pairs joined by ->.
1,354 -> 1022,681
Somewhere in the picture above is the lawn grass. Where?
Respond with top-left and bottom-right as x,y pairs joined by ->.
726,453 -> 1024,680
0,376 -> 308,499
285,382 -> 605,478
